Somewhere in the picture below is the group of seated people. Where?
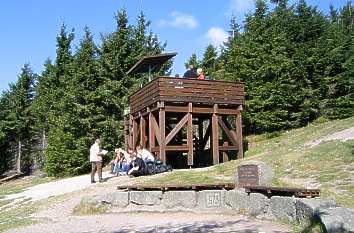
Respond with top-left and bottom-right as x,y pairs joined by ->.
110,145 -> 155,177
182,65 -> 206,80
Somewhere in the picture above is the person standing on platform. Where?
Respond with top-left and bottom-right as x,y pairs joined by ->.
183,65 -> 198,79
197,68 -> 205,80
90,138 -> 104,183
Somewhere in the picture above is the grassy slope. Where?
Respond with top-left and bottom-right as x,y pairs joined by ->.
134,117 -> 354,208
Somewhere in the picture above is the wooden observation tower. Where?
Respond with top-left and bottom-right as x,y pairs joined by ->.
124,53 -> 245,168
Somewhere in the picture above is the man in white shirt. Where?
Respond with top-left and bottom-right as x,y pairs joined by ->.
136,145 -> 155,163
90,138 -> 103,183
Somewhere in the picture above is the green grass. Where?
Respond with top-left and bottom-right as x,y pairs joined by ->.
0,201 -> 40,232
0,189 -> 75,233
136,116 -> 354,208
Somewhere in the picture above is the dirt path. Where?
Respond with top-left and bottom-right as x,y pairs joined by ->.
306,126 -> 354,147
3,172 -> 114,202
7,212 -> 291,233
3,175 -> 291,233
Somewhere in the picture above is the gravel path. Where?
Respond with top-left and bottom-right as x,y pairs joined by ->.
307,126 -> 354,147
4,172 -> 114,202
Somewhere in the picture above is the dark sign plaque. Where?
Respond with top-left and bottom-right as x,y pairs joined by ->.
237,164 -> 259,186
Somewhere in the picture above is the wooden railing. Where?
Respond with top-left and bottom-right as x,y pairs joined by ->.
129,77 -> 245,114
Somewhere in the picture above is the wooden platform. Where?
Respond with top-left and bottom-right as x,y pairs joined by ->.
125,77 -> 245,167
116,183 -> 320,198
129,77 -> 245,116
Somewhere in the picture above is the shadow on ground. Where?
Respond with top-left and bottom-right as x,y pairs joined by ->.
88,219 -> 289,233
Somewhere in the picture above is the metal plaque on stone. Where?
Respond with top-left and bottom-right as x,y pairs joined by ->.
237,164 -> 259,186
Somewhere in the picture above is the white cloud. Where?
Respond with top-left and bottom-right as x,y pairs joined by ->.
206,27 -> 229,47
229,0 -> 254,13
158,11 -> 198,29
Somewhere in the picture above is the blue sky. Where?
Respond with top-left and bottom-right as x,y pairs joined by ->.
0,0 -> 348,92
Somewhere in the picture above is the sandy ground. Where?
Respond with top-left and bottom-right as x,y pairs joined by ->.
3,174 -> 291,233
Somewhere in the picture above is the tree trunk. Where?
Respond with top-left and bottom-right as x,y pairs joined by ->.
16,140 -> 22,173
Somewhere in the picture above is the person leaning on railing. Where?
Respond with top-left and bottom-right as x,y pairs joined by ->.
197,68 -> 205,80
183,65 -> 198,79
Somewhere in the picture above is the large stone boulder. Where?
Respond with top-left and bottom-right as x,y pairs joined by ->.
235,160 -> 274,186
102,192 -> 129,207
225,189 -> 249,213
197,190 -> 228,210
162,191 -> 197,209
129,191 -> 162,205
296,198 -> 337,223
270,196 -> 297,222
316,207 -> 354,233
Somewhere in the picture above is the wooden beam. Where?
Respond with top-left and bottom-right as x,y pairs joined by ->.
129,115 -> 134,149
218,116 -> 238,146
198,119 -> 203,157
164,105 -> 241,115
140,115 -> 146,147
150,113 -> 161,145
151,145 -> 189,152
165,113 -> 189,145
148,112 -> 155,152
159,103 -> 166,164
222,142 -> 229,163
187,103 -> 193,166
134,121 -> 140,148
124,118 -> 129,150
219,145 -> 238,151
235,113 -> 244,159
212,104 -> 219,164
165,106 -> 188,113
200,121 -> 211,151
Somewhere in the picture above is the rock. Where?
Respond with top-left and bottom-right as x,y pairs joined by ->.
102,192 -> 129,207
225,189 -> 249,214
162,191 -> 197,209
249,193 -> 269,217
235,160 -> 274,186
130,191 -> 162,205
197,190 -> 227,210
316,207 -> 354,233
270,196 -> 297,222
296,198 -> 337,223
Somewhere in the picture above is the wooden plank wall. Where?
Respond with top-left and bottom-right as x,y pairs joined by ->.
129,77 -> 245,115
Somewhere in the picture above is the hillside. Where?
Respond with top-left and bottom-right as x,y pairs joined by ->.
134,117 -> 354,208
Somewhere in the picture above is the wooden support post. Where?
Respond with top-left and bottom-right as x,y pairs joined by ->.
140,114 -> 146,147
212,104 -> 219,164
235,112 -> 243,159
132,119 -> 139,149
222,142 -> 229,162
159,102 -> 166,164
124,117 -> 129,150
129,115 -> 134,149
187,103 -> 193,166
148,109 -> 155,152
198,118 -> 203,164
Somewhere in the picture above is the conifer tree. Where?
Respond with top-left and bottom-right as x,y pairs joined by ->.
201,44 -> 217,77
3,64 -> 37,173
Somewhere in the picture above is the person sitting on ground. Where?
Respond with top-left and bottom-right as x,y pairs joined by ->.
136,145 -> 155,163
117,147 -> 135,174
127,152 -> 148,177
183,65 -> 198,79
197,68 -> 205,80
112,148 -> 123,174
